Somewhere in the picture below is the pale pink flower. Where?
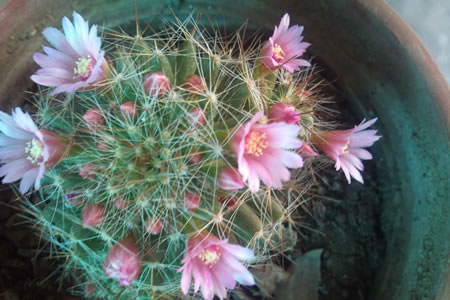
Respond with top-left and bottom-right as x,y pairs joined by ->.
184,192 -> 201,210
218,166 -> 245,191
31,12 -> 105,95
0,108 -> 66,194
104,237 -> 142,286
185,74 -> 205,92
261,13 -> 310,73
81,204 -> 106,228
83,108 -> 104,127
312,118 -> 381,183
143,72 -> 171,97
145,218 -> 163,235
268,103 -> 300,124
178,234 -> 255,300
297,143 -> 318,157
120,101 -> 137,117
232,111 -> 304,192
187,108 -> 206,126
79,163 -> 97,179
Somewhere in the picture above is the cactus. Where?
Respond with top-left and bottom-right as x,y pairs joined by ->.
0,11 -> 380,300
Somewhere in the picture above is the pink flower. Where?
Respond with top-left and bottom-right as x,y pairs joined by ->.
261,13 -> 310,73
312,118 -> 381,183
104,237 -> 142,286
268,103 -> 300,124
187,108 -> 206,126
232,111 -> 304,192
120,101 -> 137,117
143,72 -> 171,97
178,234 -> 255,300
31,12 -> 105,95
79,163 -> 97,179
218,166 -> 245,191
184,192 -> 201,210
145,218 -> 163,235
83,108 -> 104,127
297,143 -> 318,157
0,108 -> 67,194
185,74 -> 205,92
81,204 -> 106,227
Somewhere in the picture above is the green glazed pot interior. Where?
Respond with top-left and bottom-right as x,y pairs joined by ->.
0,0 -> 448,299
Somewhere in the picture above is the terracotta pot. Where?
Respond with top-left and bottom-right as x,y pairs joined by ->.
0,0 -> 448,299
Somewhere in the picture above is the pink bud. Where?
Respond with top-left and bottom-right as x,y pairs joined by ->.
184,74 -> 205,92
143,72 -> 171,97
81,204 -> 106,228
104,237 -> 142,286
297,143 -> 318,157
218,195 -> 239,209
113,197 -> 129,210
189,153 -> 202,164
65,191 -> 83,206
268,103 -> 300,124
80,163 -> 97,179
186,108 -> 206,126
83,108 -> 104,127
97,142 -> 110,150
218,166 -> 245,191
39,129 -> 67,168
184,192 -> 201,210
145,218 -> 163,235
120,101 -> 137,117
85,284 -> 96,297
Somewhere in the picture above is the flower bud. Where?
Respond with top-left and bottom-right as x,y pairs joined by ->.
104,237 -> 142,286
113,197 -> 129,210
184,192 -> 201,210
143,72 -> 171,97
189,153 -> 202,164
218,195 -> 239,209
120,101 -> 137,117
85,284 -> 96,297
297,143 -> 318,157
184,74 -> 205,92
145,218 -> 163,235
97,142 -> 110,150
268,103 -> 300,124
80,163 -> 97,179
186,108 -> 206,126
81,204 -> 106,228
39,129 -> 67,168
218,166 -> 245,191
65,191 -> 83,206
83,108 -> 104,127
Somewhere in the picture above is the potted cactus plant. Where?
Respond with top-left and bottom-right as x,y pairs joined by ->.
0,1 -> 448,300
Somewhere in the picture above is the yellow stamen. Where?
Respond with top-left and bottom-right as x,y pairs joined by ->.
73,56 -> 93,79
342,143 -> 350,154
245,131 -> 268,157
272,43 -> 285,62
25,138 -> 44,165
198,248 -> 221,268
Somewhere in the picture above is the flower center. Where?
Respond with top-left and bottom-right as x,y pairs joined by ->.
342,143 -> 350,154
198,247 -> 221,268
73,56 -> 94,80
25,138 -> 44,165
245,131 -> 268,157
272,43 -> 286,63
